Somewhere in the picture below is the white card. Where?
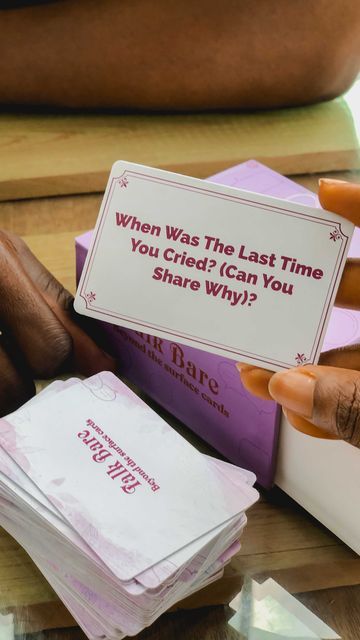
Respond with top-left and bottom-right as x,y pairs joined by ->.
0,372 -> 257,580
74,161 -> 353,371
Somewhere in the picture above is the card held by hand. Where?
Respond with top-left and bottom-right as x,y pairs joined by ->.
74,162 -> 353,370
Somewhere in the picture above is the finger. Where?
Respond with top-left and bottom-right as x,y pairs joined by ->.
0,339 -> 35,417
236,363 -> 274,401
319,179 -> 360,226
268,364 -> 360,446
6,232 -> 116,376
44,302 -> 117,376
320,343 -> 360,370
318,180 -> 360,308
0,232 -> 73,378
282,408 -> 339,440
335,258 -> 360,310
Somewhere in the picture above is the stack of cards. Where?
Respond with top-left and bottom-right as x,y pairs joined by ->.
0,371 -> 258,639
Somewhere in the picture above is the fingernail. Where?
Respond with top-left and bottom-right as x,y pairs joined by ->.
268,368 -> 316,418
236,362 -> 249,372
318,178 -> 347,186
282,406 -> 340,440
282,406 -> 315,434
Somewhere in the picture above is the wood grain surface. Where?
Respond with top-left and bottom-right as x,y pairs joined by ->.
0,95 -> 359,201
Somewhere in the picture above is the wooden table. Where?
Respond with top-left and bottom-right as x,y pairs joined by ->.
1,172 -> 360,640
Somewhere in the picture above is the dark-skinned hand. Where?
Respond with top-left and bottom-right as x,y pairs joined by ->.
0,230 -> 115,416
237,179 -> 360,447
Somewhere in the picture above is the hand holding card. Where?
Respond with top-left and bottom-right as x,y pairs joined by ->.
238,178 -> 360,443
74,162 -> 353,371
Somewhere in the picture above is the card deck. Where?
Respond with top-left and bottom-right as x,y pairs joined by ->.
0,373 -> 258,638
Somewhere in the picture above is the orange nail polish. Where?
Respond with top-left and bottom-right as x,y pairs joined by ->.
241,367 -> 273,401
283,408 -> 340,440
269,369 -> 316,418
236,363 -> 260,375
318,178 -> 347,186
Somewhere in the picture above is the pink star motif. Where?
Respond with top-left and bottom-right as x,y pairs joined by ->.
85,291 -> 96,304
329,228 -> 342,242
119,177 -> 129,188
295,353 -> 308,365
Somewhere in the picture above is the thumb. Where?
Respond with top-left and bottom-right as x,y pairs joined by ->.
318,179 -> 360,226
269,365 -> 360,447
